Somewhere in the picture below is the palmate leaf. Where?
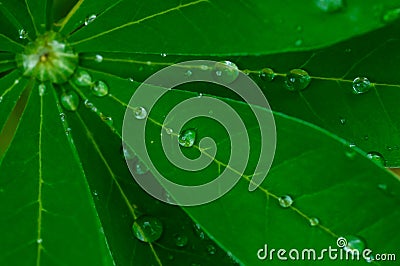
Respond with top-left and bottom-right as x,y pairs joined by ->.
0,0 -> 400,265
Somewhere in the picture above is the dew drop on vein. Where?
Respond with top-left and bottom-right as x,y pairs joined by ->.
135,160 -> 149,175
285,69 -> 311,91
178,129 -> 196,148
213,61 -> 239,84
100,114 -> 113,126
94,54 -> 103,63
367,151 -> 385,166
132,216 -> 163,243
316,0 -> 344,13
133,106 -> 147,120
61,91 -> 80,111
382,8 -> 400,24
352,77 -> 371,94
0,96 -> 3,103
38,84 -> 46,96
18,29 -> 28,40
173,233 -> 188,247
85,14 -> 97,26
84,99 -> 93,109
278,195 -> 293,208
92,80 -> 109,97
193,223 -> 207,240
74,70 -> 93,86
343,235 -> 366,254
309,217 -> 319,227
60,113 -> 66,122
259,68 -> 275,82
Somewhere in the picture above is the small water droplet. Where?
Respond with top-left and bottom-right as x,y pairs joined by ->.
61,91 -> 79,111
0,96 -> 3,103
185,70 -> 193,77
38,84 -> 46,96
92,80 -> 109,97
340,118 -> 346,125
93,190 -> 98,196
133,106 -> 147,120
295,39 -> 303,46
84,99 -> 93,109
65,127 -> 72,135
74,70 -> 93,86
378,183 -> 387,191
193,223 -> 207,240
14,79 -> 19,84
121,145 -> 136,160
345,143 -> 357,159
213,61 -> 239,84
160,53 -> 167,57
207,244 -> 216,255
352,77 -> 371,94
345,48 -> 352,53
382,8 -> 400,23
135,160 -> 149,175
132,216 -> 163,243
100,114 -> 113,125
18,29 -> 28,39
343,235 -> 365,254
178,129 -> 196,148
94,54 -> 103,63
367,151 -> 385,166
309,217 -> 319,226
85,14 -> 97,25
285,69 -> 311,91
37,238 -> 43,244
128,77 -> 135,82
316,0 -> 344,13
278,195 -> 293,208
60,113 -> 66,122
259,68 -> 275,82
173,233 -> 188,247
165,127 -> 173,135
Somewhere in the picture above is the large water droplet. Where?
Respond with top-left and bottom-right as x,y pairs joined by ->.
92,80 -> 109,97
85,14 -> 97,26
352,77 -> 371,94
173,233 -> 188,247
316,0 -> 344,13
259,68 -> 275,81
38,84 -> 46,96
133,106 -> 147,120
278,195 -> 293,208
309,217 -> 319,227
213,61 -> 239,84
178,129 -> 196,148
132,216 -> 163,243
382,8 -> 400,23
18,29 -> 28,40
94,54 -> 103,63
74,70 -> 93,86
343,235 -> 366,254
61,91 -> 79,111
285,69 -> 311,91
367,152 -> 385,166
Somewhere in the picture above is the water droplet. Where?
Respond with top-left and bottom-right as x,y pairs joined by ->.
37,238 -> 43,244
18,29 -> 28,39
285,69 -> 311,91
121,145 -> 136,160
85,14 -> 97,26
259,68 -> 275,82
213,61 -> 239,84
84,99 -> 94,109
74,70 -> 92,86
93,190 -> 98,196
295,39 -> 303,46
345,144 -> 357,159
133,106 -> 147,120
92,80 -> 109,97
316,0 -> 344,13
309,217 -> 319,226
382,8 -> 400,24
340,118 -> 346,125
60,113 -> 66,122
367,152 -> 385,166
352,77 -> 371,94
14,79 -> 19,85
207,244 -> 216,255
178,129 -> 196,148
165,127 -> 173,135
185,70 -> 193,77
61,91 -> 79,111
0,96 -> 3,103
38,84 -> 46,96
160,53 -> 167,57
94,54 -> 103,63
193,223 -> 207,240
343,235 -> 365,254
65,127 -> 72,135
128,77 -> 135,82
135,160 -> 149,175
100,114 -> 113,125
378,183 -> 387,191
132,216 -> 163,243
173,233 -> 188,247
278,195 -> 293,208
345,48 -> 352,53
